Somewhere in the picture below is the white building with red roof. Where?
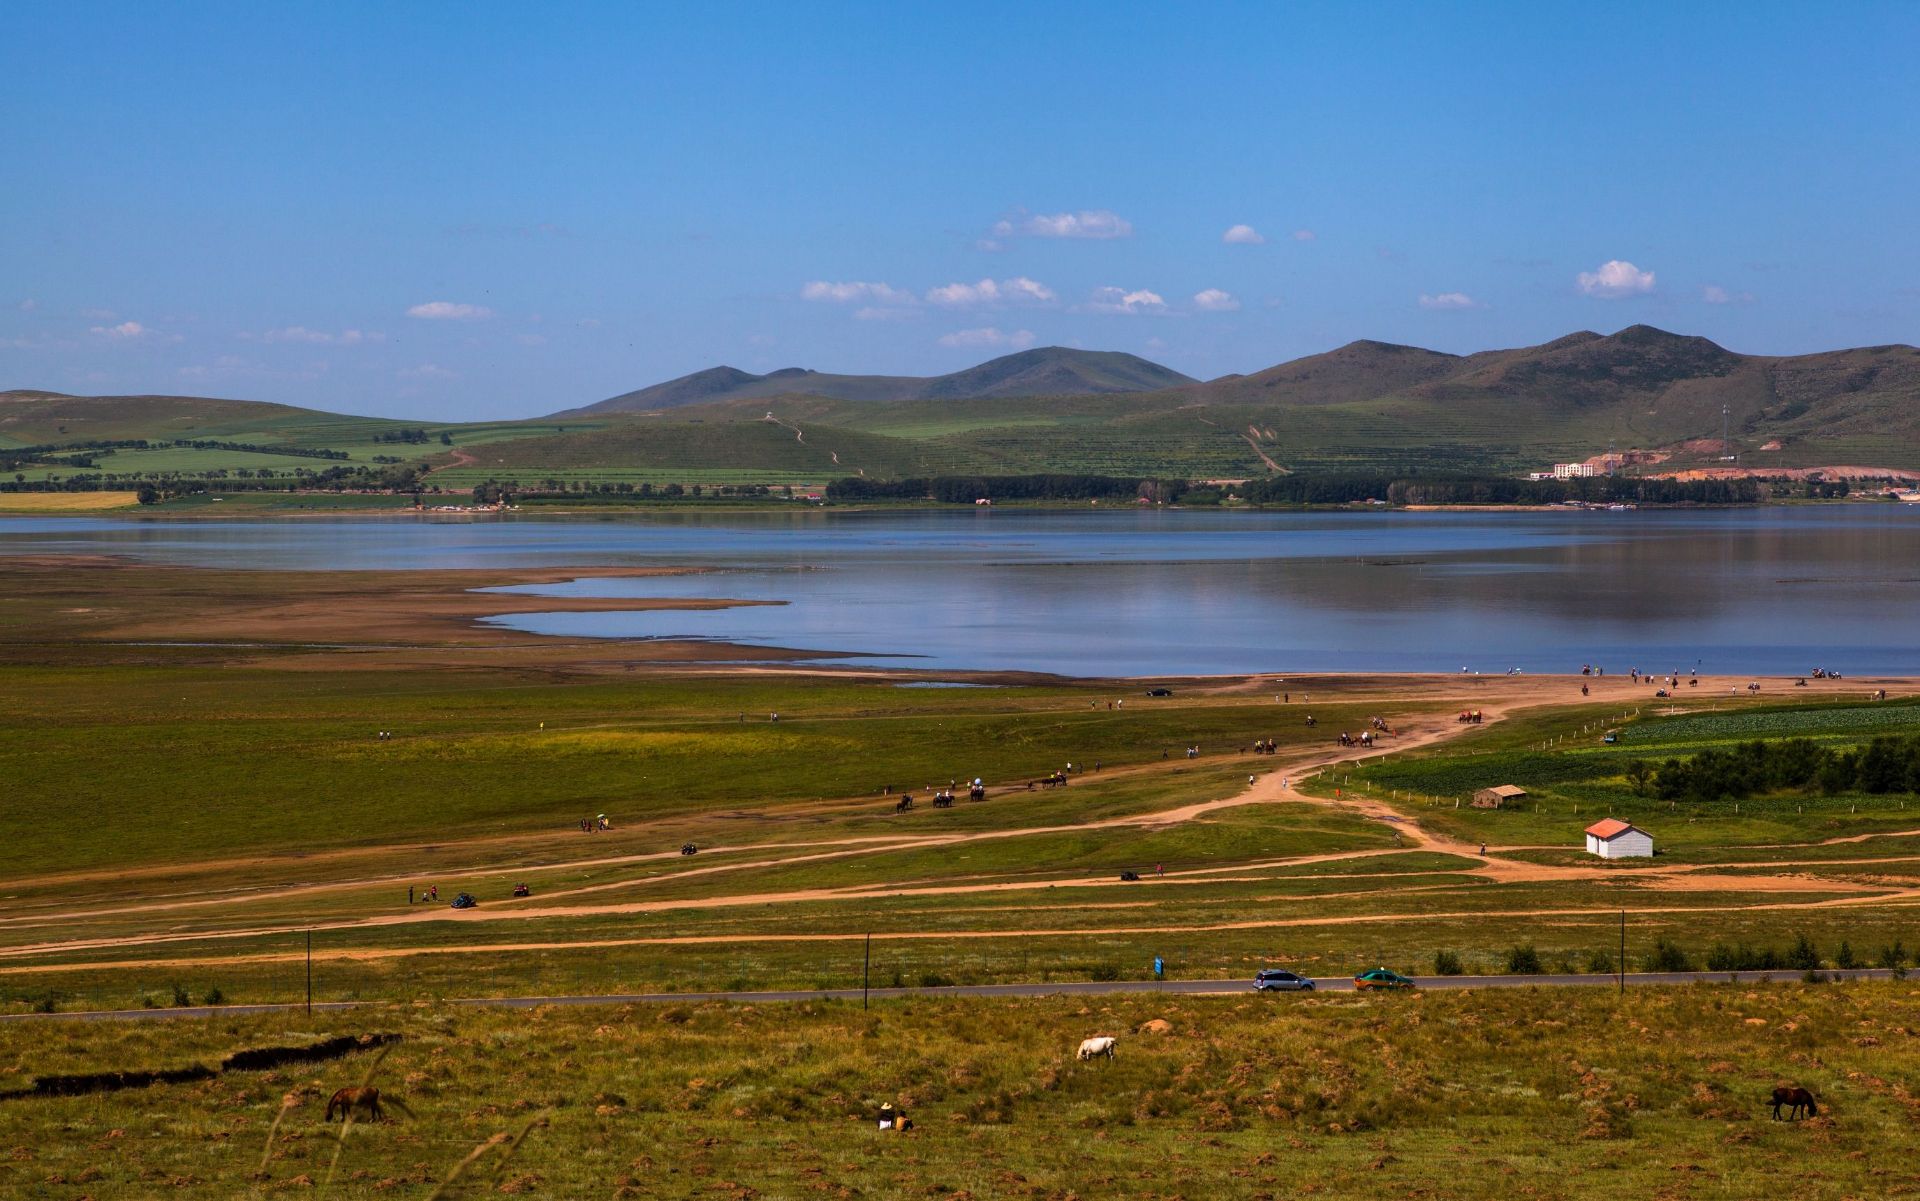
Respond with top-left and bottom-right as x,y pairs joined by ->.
1584,818 -> 1653,859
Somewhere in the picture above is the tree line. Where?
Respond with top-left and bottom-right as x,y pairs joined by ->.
825,473 -> 1764,506
1627,734 -> 1920,801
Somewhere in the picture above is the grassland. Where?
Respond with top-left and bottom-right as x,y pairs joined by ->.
6,984 -> 1919,1199
4,554 -> 1920,1023
5,551 -> 1920,1197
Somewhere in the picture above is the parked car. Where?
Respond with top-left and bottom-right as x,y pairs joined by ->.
1145,687 -> 1173,697
1353,967 -> 1415,990
681,843 -> 698,856
1602,731 -> 1619,744
449,892 -> 478,910
1118,870 -> 1140,881
511,883 -> 531,897
1253,969 -> 1315,992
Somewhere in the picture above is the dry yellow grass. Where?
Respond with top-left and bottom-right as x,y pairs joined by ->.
0,491 -> 142,511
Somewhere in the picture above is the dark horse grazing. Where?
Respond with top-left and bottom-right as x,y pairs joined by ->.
1770,1085 -> 1818,1120
326,1086 -> 385,1122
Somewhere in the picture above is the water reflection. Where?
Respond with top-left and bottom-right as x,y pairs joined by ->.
5,508 -> 1918,675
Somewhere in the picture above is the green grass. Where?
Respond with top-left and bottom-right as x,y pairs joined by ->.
3,984 -> 1918,1198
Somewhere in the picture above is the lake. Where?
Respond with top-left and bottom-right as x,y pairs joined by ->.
5,507 -> 1919,676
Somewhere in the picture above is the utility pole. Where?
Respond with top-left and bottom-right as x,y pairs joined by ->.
862,932 -> 871,1011
306,929 -> 313,1016
1618,911 -> 1626,996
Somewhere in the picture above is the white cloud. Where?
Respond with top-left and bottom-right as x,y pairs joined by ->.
1702,284 -> 1753,305
1576,260 -> 1656,298
1085,287 -> 1168,315
1291,229 -> 1317,242
91,320 -> 148,339
926,278 -> 1001,306
246,326 -> 385,345
1192,288 -> 1240,312
407,300 -> 493,320
800,280 -> 914,304
937,327 -> 1036,349
926,276 -> 1056,306
1222,224 -> 1266,245
1418,292 -> 1481,310
992,209 -> 1133,240
398,363 -> 457,380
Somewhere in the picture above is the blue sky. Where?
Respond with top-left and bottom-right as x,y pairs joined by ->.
4,1 -> 1917,420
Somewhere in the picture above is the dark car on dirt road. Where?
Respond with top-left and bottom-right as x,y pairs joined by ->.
1144,687 -> 1173,697
1253,969 -> 1316,992
1353,967 -> 1416,991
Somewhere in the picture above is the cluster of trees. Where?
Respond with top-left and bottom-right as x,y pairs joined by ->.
163,438 -> 351,460
473,480 -> 799,503
1381,476 -> 1762,505
2,462 -> 430,497
827,474 -> 1188,503
373,428 -> 441,445
1627,735 -> 1920,801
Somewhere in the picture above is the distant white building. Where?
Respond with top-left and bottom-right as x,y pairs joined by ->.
1584,818 -> 1653,859
1554,462 -> 1597,479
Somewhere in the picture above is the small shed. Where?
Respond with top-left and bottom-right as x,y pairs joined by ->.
1585,818 -> 1653,859
1471,784 -> 1527,809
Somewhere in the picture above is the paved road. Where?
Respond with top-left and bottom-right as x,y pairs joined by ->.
3,968 -> 1901,1022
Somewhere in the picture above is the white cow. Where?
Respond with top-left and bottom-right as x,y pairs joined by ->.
1077,1036 -> 1117,1062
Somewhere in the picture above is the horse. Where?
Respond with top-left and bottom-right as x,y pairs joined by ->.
1770,1085 -> 1818,1120
325,1086 -> 385,1123
1076,1036 -> 1117,1062
894,796 -> 914,813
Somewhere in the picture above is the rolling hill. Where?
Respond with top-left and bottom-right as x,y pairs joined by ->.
559,347 -> 1197,414
11,328 -> 1920,489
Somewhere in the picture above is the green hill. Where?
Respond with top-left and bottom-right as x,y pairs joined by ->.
560,347 -> 1197,415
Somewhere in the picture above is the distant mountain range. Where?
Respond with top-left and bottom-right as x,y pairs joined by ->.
558,347 -> 1197,415
1197,324 -> 1920,415
10,326 -> 1920,482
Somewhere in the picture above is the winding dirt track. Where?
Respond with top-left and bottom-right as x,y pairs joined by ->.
10,677 -> 1920,972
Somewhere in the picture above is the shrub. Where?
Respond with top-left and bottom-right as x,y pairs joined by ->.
204,986 -> 226,1006
1705,942 -> 1782,972
1585,949 -> 1615,974
1433,950 -> 1464,976
1505,945 -> 1543,974
170,982 -> 191,1007
1786,934 -> 1821,971
917,972 -> 954,989
1834,941 -> 1859,970
31,995 -> 55,1014
1877,940 -> 1908,970
1088,963 -> 1121,982
139,994 -> 157,1009
1645,938 -> 1691,972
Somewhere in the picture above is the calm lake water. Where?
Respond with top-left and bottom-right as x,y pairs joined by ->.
6,508 -> 1920,676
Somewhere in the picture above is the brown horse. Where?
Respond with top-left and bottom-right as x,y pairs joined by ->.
1770,1085 -> 1818,1120
326,1086 -> 385,1123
